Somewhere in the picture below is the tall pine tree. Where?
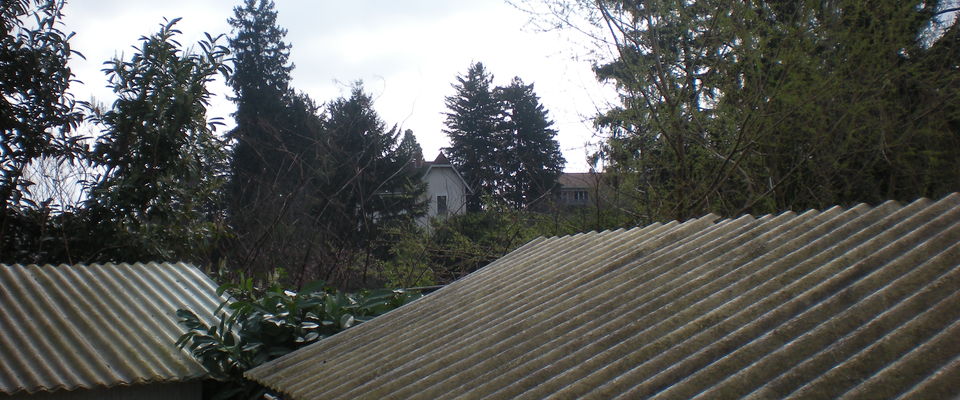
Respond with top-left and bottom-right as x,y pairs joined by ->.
228,0 -> 291,117
496,77 -> 565,208
225,0 -> 328,276
445,64 -> 566,209
443,62 -> 500,211
226,0 -> 306,217
316,85 -> 426,285
397,129 -> 424,165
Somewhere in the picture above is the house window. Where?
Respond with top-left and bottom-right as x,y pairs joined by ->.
437,195 -> 448,216
574,190 -> 588,201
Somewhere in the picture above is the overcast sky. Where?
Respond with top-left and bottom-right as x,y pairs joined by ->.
62,0 -> 615,172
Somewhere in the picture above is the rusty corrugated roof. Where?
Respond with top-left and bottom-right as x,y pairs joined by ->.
247,194 -> 960,399
0,262 -> 225,395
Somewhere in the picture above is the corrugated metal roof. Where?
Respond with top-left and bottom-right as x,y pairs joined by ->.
247,193 -> 960,399
0,262 -> 225,395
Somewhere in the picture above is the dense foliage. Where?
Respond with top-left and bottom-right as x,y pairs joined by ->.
444,62 -> 501,211
397,129 -> 424,167
495,77 -> 565,208
310,86 -> 427,286
222,1 -> 427,287
224,0 -> 310,275
225,0 -> 304,226
0,0 -> 84,260
82,19 -> 230,262
381,204 -> 622,287
4,0 -> 956,295
1,10 -> 230,264
527,0 -> 960,222
177,277 -> 422,399
444,62 -> 565,210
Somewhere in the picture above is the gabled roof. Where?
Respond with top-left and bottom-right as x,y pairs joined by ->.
419,152 -> 451,168
431,152 -> 450,165
0,262 -> 225,395
247,194 -> 960,400
423,151 -> 473,194
558,172 -> 600,189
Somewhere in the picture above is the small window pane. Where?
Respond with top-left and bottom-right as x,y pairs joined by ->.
437,195 -> 448,216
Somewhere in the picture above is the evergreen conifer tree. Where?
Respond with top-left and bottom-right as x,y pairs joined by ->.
227,0 -> 291,117
445,65 -> 566,209
443,62 -> 500,211
226,0 -> 305,218
397,129 -> 424,165
496,77 -> 565,208
225,0 -> 331,276
317,86 -> 426,283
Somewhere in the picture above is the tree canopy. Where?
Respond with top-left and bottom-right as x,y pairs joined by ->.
444,63 -> 565,210
0,0 -> 83,258
444,62 -> 501,211
496,77 -> 565,208
315,85 -> 427,286
225,0 -> 303,212
529,0 -> 960,222
227,0 -> 291,117
397,129 -> 424,166
82,19 -> 230,262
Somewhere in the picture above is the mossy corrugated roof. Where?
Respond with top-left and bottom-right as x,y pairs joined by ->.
247,194 -> 960,399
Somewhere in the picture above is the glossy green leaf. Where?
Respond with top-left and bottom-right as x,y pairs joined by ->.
340,314 -> 355,329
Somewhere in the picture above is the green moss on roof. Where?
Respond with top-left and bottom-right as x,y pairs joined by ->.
248,194 -> 960,400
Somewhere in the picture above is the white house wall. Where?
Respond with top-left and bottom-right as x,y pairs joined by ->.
421,167 -> 468,225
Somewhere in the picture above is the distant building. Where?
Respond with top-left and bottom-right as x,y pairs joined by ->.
530,171 -> 619,212
556,172 -> 600,207
418,152 -> 471,226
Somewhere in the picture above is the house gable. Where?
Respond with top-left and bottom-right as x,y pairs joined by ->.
419,152 -> 471,224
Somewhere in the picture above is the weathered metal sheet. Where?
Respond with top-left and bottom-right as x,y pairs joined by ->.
247,194 -> 960,399
0,262 -> 224,395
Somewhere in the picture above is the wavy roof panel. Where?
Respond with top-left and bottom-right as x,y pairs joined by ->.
0,262 -> 224,395
248,194 -> 960,399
